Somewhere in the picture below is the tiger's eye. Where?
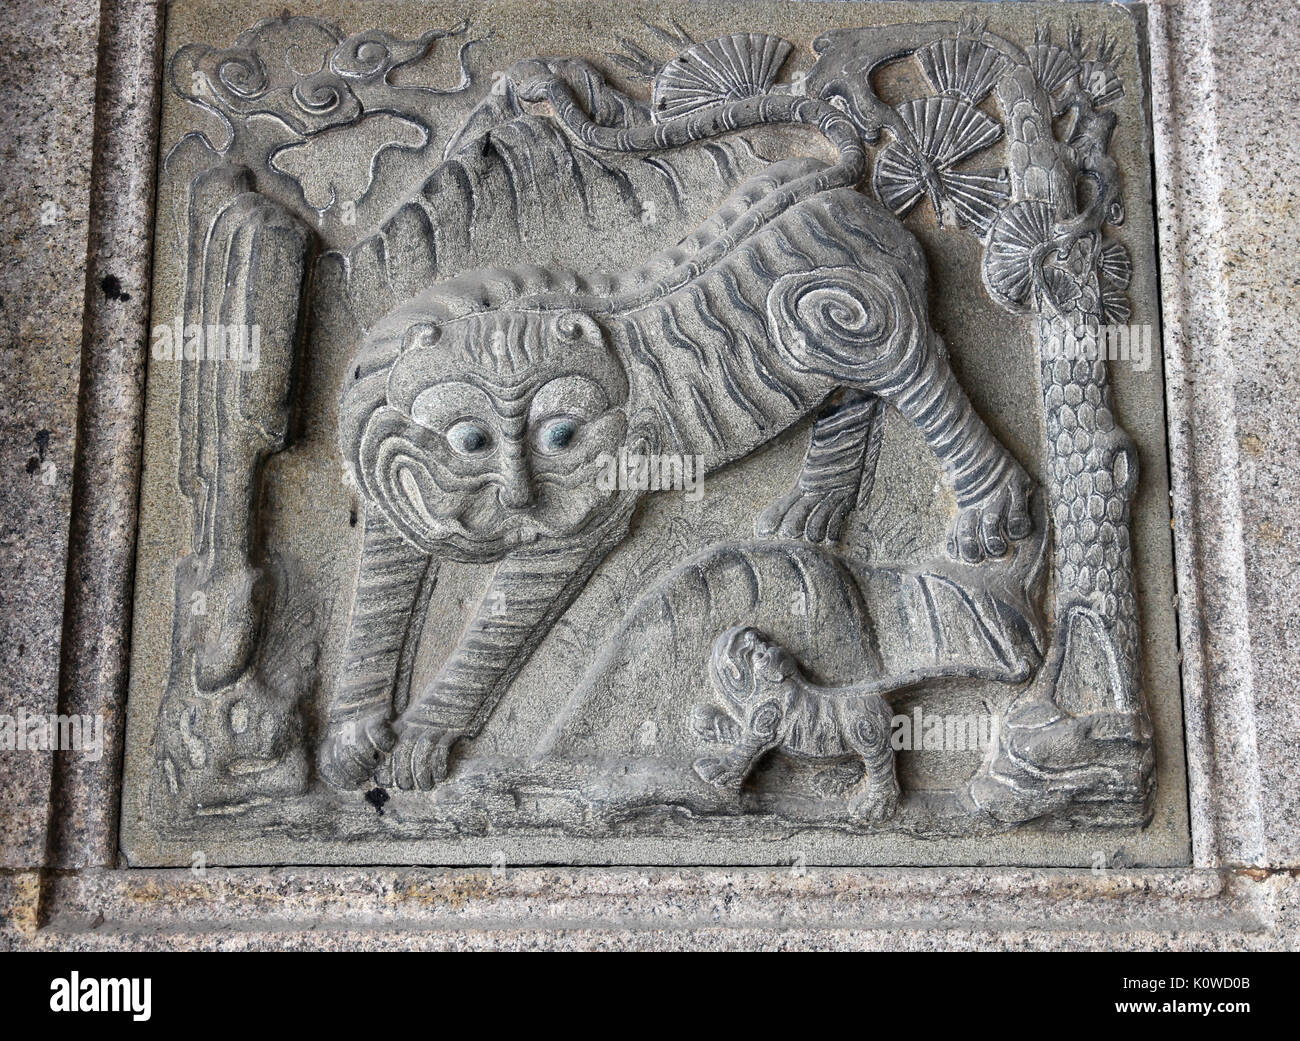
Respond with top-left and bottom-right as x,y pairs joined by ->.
538,416 -> 580,454
446,420 -> 491,455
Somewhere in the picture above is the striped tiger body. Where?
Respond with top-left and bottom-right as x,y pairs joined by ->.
321,65 -> 1034,792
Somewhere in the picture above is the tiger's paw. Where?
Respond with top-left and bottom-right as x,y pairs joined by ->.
375,721 -> 461,792
317,716 -> 395,790
755,486 -> 855,544
692,704 -> 743,744
848,775 -> 900,822
693,754 -> 750,790
951,464 -> 1034,563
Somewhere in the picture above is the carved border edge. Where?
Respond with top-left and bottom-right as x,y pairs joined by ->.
45,0 -> 167,875
34,0 -> 1277,939
1147,0 -> 1268,872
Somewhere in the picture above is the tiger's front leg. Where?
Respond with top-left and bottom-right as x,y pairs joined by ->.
693,707 -> 782,791
379,511 -> 635,791
693,740 -> 775,790
319,509 -> 435,789
692,703 -> 744,745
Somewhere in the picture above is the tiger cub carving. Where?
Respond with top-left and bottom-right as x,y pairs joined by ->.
694,626 -> 900,821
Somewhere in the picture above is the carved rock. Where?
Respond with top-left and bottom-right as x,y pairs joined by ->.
122,5 -> 1184,866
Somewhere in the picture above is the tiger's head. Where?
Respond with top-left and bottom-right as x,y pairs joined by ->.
341,297 -> 630,560
709,627 -> 798,705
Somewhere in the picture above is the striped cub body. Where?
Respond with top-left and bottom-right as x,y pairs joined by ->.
695,626 -> 899,821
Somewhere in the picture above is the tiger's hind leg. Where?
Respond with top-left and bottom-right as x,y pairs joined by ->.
763,251 -> 1033,562
755,389 -> 884,544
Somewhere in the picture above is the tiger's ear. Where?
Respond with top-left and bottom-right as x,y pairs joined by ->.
401,322 -> 441,352
550,310 -> 603,345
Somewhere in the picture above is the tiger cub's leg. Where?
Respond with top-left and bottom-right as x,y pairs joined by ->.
844,694 -> 900,822
755,389 -> 884,543
318,508 -> 436,789
693,731 -> 780,790
692,704 -> 743,745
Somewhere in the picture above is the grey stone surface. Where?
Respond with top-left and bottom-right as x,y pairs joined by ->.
0,0 -> 1296,950
50,0 -> 164,874
4,864 -> 1298,950
1149,0 -> 1300,870
0,0 -> 100,871
119,0 -> 1188,867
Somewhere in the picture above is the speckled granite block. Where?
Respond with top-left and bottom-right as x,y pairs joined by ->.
5,865 -> 1296,950
49,0 -> 163,872
0,0 -> 102,870
0,0 -> 1297,950
1181,1 -> 1300,868
1149,0 -> 1300,869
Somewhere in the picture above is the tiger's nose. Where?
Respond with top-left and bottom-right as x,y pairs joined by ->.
496,445 -> 534,510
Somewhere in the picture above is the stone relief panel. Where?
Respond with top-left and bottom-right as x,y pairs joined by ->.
121,1 -> 1189,866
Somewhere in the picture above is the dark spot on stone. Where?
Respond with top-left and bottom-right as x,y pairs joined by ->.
25,456 -> 38,474
349,507 -> 358,527
364,787 -> 390,815
99,274 -> 131,302
17,643 -> 25,656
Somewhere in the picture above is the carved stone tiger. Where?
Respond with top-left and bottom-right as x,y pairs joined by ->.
319,62 -> 1033,791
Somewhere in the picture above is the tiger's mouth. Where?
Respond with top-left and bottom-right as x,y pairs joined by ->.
451,490 -> 619,546
394,497 -> 621,562
412,511 -> 586,558
372,445 -> 620,558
